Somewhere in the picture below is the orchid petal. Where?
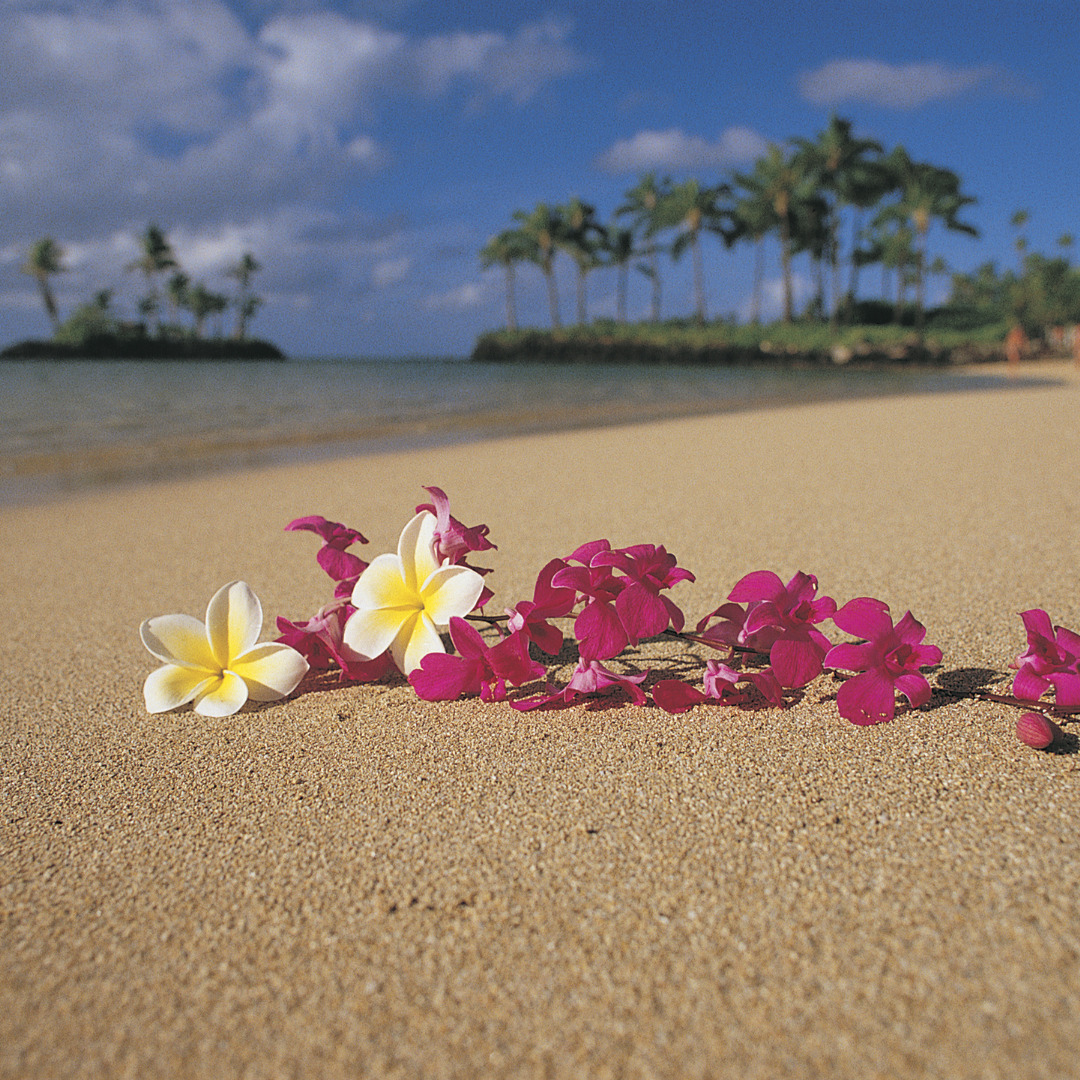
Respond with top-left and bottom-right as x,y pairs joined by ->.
832,597 -> 895,641
728,570 -> 784,603
575,600 -> 629,661
420,564 -> 485,625
144,664 -> 216,713
447,615 -> 488,659
894,672 -> 932,709
836,669 -> 896,725
1047,671 -> 1080,710
410,653 -> 483,701
193,670 -> 249,717
231,642 -> 309,700
140,614 -> 216,671
616,582 -> 670,643
652,680 -> 708,714
824,641 -> 878,672
770,634 -> 825,688
1013,664 -> 1050,702
206,581 -> 262,670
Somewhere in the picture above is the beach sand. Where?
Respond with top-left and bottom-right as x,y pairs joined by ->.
3,361 -> 1080,1079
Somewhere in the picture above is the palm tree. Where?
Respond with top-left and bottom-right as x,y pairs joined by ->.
734,144 -> 813,323
186,282 -> 228,339
793,115 -> 883,324
21,237 -> 66,333
558,197 -> 607,325
616,173 -> 671,321
226,252 -> 261,340
664,180 -> 732,323
1011,209 -> 1030,272
126,223 -> 178,336
480,230 -> 529,331
877,147 -> 978,335
513,202 -> 566,329
166,271 -> 190,327
603,226 -> 643,323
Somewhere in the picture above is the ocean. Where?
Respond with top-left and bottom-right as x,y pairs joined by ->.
0,355 -> 1033,504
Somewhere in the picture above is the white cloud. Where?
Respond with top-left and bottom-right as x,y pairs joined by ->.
798,59 -> 996,109
416,18 -> 587,105
345,135 -> 390,171
594,126 -> 769,174
372,257 -> 411,287
426,281 -> 486,311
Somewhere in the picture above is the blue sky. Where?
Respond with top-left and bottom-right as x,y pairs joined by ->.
1,0 -> 1076,356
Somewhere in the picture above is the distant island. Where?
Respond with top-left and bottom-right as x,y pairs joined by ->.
1,335 -> 284,361
9,225 -> 285,360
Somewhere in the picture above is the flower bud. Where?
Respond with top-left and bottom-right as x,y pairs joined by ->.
1015,711 -> 1063,750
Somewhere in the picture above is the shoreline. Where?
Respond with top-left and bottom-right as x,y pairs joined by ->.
1,358 -> 1066,507
4,363 -> 1080,1078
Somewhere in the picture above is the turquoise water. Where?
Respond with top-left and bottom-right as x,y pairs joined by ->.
0,355 -> 1035,503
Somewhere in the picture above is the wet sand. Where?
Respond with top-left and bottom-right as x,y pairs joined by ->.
3,361 -> 1079,1078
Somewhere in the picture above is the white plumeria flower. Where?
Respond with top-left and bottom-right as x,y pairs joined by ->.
343,510 -> 484,675
140,581 -> 309,716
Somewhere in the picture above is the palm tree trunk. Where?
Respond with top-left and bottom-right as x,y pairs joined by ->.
750,237 -> 764,325
780,216 -> 793,323
914,234 -> 927,340
544,267 -> 561,329
36,278 -> 60,333
692,233 -> 705,323
576,265 -> 587,326
617,265 -> 627,323
505,265 -> 517,331
649,248 -> 661,321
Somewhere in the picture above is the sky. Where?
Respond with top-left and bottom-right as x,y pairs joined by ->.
1,0 -> 1077,357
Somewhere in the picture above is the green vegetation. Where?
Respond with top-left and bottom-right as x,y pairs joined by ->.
8,224 -> 281,359
474,114 -> 1080,363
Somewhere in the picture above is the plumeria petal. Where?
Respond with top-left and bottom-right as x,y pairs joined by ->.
398,511 -> 441,594
140,613 -> 217,671
419,565 -> 485,624
193,670 -> 249,717
230,643 -> 309,700
206,581 -> 262,671
352,552 -> 412,611
144,664 -> 216,713
343,604 -> 411,661
394,611 -> 444,674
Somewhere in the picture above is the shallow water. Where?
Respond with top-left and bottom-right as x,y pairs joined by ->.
0,355 -> 1045,503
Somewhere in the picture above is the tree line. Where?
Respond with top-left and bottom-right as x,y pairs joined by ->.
20,224 -> 264,345
481,115 -> 982,336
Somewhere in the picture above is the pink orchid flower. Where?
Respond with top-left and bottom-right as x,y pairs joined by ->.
416,485 -> 496,563
1011,609 -> 1080,710
511,659 -> 649,711
652,659 -> 783,714
409,617 -> 545,702
825,597 -> 942,725
552,540 -> 694,660
700,570 -> 835,688
285,515 -> 369,598
275,599 -> 391,683
506,558 -> 576,655
590,543 -> 695,643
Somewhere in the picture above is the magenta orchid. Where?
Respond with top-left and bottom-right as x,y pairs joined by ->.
698,570 -> 835,688
505,557 -> 576,654
275,599 -> 392,683
551,539 -> 694,660
824,597 -> 942,725
653,659 -> 783,714
1011,609 -> 1080,710
416,485 -> 496,608
511,659 -> 649,711
284,514 -> 369,597
409,616 -> 545,702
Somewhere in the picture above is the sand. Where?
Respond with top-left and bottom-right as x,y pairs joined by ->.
3,361 -> 1080,1079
